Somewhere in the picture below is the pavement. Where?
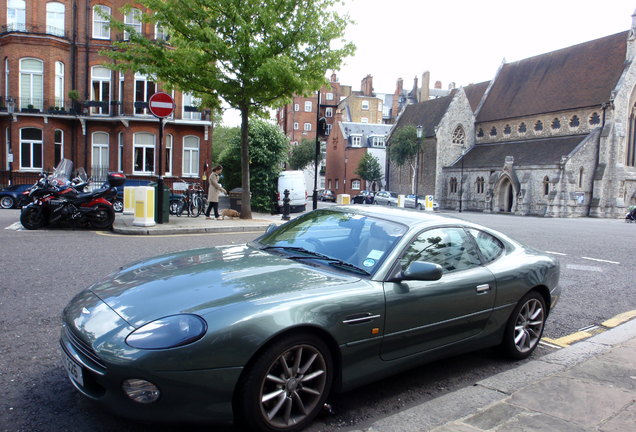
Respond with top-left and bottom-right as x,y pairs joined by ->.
112,210 -> 636,432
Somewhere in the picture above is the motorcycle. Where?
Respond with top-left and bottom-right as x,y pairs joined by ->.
626,206 -> 636,223
20,159 -> 125,230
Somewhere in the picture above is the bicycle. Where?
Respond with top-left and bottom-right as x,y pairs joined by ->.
176,184 -> 201,217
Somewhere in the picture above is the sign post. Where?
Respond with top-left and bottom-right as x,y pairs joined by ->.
148,92 -> 175,224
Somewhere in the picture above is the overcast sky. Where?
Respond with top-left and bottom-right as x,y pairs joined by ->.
222,0 -> 636,126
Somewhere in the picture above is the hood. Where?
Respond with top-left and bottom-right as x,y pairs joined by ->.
89,244 -> 359,327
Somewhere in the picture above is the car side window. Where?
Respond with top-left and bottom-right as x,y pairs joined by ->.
400,227 -> 481,273
467,229 -> 505,263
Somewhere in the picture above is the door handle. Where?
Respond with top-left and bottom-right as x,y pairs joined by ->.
476,284 -> 491,293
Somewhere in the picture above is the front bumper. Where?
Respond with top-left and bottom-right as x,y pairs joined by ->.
60,324 -> 242,424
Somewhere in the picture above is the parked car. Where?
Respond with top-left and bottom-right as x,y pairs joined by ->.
404,194 -> 439,210
0,184 -> 33,209
319,189 -> 336,202
60,206 -> 560,432
352,190 -> 375,204
373,190 -> 398,206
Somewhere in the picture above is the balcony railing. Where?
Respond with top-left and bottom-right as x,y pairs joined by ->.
1,96 -> 207,120
1,23 -> 70,39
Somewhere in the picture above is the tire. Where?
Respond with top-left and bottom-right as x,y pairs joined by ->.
176,200 -> 185,217
1,195 -> 15,209
416,203 -> 423,210
169,200 -> 179,215
20,206 -> 45,230
237,333 -> 333,432
112,199 -> 123,213
89,204 -> 115,229
500,291 -> 546,360
190,197 -> 201,217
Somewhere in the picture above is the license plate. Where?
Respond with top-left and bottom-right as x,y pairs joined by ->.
62,350 -> 84,387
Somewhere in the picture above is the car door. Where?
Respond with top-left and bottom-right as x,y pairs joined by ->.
381,227 -> 496,361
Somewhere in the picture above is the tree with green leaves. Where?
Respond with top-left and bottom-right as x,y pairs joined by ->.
103,0 -> 354,218
389,125 -> 420,194
355,152 -> 383,190
289,138 -> 321,170
218,119 -> 289,213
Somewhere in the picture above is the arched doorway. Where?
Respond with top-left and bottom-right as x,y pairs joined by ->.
495,177 -> 515,213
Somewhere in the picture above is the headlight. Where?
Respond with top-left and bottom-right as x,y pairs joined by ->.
126,314 -> 207,349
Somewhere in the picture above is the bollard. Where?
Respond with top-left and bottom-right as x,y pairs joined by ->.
282,189 -> 291,220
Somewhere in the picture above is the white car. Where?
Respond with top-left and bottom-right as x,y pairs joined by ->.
404,194 -> 439,211
373,191 -> 398,206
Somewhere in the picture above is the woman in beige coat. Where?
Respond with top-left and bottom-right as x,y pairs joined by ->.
205,165 -> 227,220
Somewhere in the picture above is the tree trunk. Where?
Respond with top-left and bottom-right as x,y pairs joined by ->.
240,107 -> 252,219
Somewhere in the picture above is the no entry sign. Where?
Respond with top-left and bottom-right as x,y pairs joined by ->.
148,92 -> 175,118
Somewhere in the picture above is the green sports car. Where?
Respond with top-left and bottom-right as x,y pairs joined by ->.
60,206 -> 560,431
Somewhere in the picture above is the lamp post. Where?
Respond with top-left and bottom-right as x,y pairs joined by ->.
313,90 -> 320,210
415,125 -> 423,209
7,98 -> 15,185
459,145 -> 466,213
343,155 -> 348,194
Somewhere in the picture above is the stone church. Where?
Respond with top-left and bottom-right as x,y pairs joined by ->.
388,14 -> 636,218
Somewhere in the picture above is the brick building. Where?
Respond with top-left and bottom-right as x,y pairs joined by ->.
1,0 -> 211,187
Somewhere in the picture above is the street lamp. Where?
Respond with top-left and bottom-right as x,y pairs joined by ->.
415,125 -> 423,209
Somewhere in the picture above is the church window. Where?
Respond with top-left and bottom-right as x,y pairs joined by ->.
450,177 -> 458,193
489,126 -> 497,136
543,176 -> 550,196
477,128 -> 484,137
476,177 -> 485,194
534,120 -> 543,131
504,124 -> 511,135
551,118 -> 561,129
518,122 -> 527,133
451,125 -> 466,144
569,115 -> 580,127
589,112 -> 601,125
627,105 -> 636,166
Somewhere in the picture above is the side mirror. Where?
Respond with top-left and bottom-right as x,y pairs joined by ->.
395,261 -> 443,282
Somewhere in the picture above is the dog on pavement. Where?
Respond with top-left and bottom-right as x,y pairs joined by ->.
220,208 -> 241,219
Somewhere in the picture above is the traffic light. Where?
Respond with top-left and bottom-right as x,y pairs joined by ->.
318,117 -> 327,137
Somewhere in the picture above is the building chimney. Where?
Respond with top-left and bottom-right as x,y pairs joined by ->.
361,74 -> 374,96
420,71 -> 430,101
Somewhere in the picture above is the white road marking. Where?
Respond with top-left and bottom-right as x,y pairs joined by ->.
5,222 -> 24,231
566,264 -> 603,272
581,256 -> 620,265
546,251 -> 567,256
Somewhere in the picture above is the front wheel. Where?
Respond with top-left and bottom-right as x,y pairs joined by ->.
20,206 -> 45,230
237,333 -> 333,432
89,204 -> 115,229
500,291 -> 546,360
1,196 -> 15,209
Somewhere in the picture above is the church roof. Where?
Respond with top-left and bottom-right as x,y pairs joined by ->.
394,90 -> 457,138
477,31 -> 628,122
452,135 -> 589,168
463,81 -> 490,112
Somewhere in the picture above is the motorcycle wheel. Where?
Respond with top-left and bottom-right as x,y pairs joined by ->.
90,204 -> 115,229
20,206 -> 45,230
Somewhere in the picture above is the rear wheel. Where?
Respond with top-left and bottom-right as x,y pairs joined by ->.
89,204 -> 115,229
112,199 -> 123,213
1,196 -> 15,209
500,291 -> 546,359
20,206 -> 45,230
237,333 -> 333,432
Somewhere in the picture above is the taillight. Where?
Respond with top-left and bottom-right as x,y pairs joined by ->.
276,192 -> 280,201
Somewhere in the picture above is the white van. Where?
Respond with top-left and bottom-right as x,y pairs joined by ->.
277,170 -> 307,213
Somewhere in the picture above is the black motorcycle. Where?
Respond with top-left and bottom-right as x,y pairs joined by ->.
626,207 -> 636,223
20,159 -> 125,230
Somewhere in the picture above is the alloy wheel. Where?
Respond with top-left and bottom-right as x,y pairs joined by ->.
513,298 -> 545,353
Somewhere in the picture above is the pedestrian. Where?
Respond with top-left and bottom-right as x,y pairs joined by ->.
205,165 -> 227,220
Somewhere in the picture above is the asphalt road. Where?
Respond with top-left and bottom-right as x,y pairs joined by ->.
0,208 -> 634,432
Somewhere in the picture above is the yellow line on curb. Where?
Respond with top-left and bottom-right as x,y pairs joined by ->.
602,310 -> 636,328
543,309 -> 636,347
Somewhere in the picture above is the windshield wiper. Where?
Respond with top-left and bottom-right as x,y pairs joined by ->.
262,246 -> 370,275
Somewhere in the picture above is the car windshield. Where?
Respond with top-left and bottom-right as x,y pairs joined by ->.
256,209 -> 407,275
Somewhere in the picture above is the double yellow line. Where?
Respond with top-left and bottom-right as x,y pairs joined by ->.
542,309 -> 636,348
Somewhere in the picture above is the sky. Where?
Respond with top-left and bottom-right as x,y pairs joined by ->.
222,0 -> 636,126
